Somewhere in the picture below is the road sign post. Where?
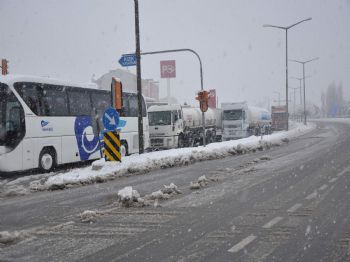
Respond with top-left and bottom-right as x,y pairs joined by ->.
102,107 -> 122,161
103,131 -> 121,162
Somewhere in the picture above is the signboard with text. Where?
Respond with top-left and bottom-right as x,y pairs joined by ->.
208,89 -> 217,108
160,60 -> 176,78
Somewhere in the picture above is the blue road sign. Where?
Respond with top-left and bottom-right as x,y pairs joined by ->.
103,107 -> 120,131
118,54 -> 137,67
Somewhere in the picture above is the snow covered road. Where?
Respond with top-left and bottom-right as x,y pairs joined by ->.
10,122 -> 313,194
1,120 -> 350,261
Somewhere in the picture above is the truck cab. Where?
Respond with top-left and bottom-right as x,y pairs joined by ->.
148,104 -> 183,149
222,102 -> 249,141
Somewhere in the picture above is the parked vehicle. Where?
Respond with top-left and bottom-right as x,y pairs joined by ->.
271,105 -> 288,131
0,75 -> 150,172
148,104 -> 222,149
222,102 -> 271,141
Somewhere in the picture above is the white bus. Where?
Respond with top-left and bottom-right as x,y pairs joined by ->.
0,75 -> 149,173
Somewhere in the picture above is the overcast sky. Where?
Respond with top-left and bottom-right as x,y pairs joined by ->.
1,0 -> 349,107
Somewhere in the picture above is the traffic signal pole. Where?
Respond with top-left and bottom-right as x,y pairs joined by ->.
134,0 -> 144,154
124,48 -> 207,146
1,59 -> 8,75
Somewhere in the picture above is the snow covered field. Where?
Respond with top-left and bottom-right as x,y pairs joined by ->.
26,122 -> 315,192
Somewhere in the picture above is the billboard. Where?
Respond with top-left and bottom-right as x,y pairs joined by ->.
208,89 -> 217,108
160,60 -> 176,78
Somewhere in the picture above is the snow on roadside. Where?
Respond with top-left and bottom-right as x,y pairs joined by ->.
316,117 -> 350,125
30,122 -> 314,191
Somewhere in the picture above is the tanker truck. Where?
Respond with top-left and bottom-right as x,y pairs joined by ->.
222,102 -> 271,141
148,104 -> 222,149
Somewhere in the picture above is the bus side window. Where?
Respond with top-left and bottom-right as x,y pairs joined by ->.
91,91 -> 111,118
67,89 -> 91,116
14,82 -> 42,115
41,85 -> 69,116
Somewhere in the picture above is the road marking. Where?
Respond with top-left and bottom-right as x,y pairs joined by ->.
319,184 -> 328,191
287,203 -> 302,213
337,166 -> 350,177
263,216 -> 283,229
305,191 -> 317,200
228,235 -> 257,253
329,177 -> 338,183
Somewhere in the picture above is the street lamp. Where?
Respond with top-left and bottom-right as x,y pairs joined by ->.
289,86 -> 299,117
290,75 -> 311,105
290,57 -> 319,125
273,91 -> 281,106
263,17 -> 312,131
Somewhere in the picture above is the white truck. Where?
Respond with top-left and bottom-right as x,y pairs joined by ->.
148,104 -> 222,149
222,102 -> 271,141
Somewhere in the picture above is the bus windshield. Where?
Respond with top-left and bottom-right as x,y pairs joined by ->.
223,110 -> 243,120
149,111 -> 171,126
0,83 -> 25,148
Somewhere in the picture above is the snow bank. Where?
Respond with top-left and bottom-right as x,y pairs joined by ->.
30,122 -> 314,191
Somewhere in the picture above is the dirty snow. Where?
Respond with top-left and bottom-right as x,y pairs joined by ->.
24,122 -> 313,192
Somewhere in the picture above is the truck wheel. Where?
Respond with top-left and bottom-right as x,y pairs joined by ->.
39,148 -> 56,173
120,141 -> 128,157
178,135 -> 185,148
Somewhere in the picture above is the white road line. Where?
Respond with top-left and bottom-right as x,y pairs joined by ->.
319,184 -> 328,191
305,191 -> 318,200
228,235 -> 257,253
329,177 -> 338,183
287,203 -> 302,213
337,166 -> 350,177
262,216 -> 283,229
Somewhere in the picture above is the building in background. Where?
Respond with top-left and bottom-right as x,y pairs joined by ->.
93,69 -> 159,101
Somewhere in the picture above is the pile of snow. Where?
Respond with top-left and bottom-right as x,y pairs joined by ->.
116,183 -> 182,208
190,175 -> 210,190
145,183 -> 182,200
29,122 -> 314,191
80,210 -> 100,223
0,231 -> 25,245
117,186 -> 142,207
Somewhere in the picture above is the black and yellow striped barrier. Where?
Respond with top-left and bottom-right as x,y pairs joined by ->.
103,131 -> 121,162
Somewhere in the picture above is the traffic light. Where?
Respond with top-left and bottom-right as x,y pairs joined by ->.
111,77 -> 123,113
195,90 -> 209,112
1,59 -> 8,75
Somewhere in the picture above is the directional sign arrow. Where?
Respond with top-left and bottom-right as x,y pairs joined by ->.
104,113 -> 116,126
103,107 -> 119,131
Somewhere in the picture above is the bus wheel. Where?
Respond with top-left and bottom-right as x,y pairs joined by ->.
39,148 -> 56,173
120,142 -> 128,157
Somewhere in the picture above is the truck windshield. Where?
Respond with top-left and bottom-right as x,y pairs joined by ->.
148,111 -> 171,126
223,110 -> 242,120
0,83 -> 25,148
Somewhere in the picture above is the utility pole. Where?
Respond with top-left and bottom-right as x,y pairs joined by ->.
134,0 -> 144,154
263,17 -> 312,131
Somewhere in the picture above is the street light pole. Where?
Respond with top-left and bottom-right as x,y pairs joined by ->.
274,91 -> 281,106
290,57 -> 319,125
134,0 -> 144,154
263,17 -> 312,131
